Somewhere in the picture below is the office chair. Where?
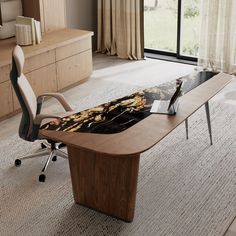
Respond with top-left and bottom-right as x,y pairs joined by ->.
10,45 -> 74,182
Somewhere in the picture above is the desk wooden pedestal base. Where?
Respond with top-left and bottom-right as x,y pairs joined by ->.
67,146 -> 140,222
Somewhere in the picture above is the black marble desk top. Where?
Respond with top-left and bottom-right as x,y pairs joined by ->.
41,71 -> 218,134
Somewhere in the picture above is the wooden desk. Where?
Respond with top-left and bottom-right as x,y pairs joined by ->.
40,73 -> 232,222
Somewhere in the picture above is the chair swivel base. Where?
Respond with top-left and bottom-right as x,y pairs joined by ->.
14,141 -> 67,182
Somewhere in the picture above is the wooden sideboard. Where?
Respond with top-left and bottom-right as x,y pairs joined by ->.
0,28 -> 93,120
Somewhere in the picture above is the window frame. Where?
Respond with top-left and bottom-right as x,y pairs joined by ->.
144,0 -> 198,63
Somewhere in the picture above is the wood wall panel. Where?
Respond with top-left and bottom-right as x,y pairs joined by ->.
41,0 -> 66,33
21,0 -> 41,21
21,0 -> 66,33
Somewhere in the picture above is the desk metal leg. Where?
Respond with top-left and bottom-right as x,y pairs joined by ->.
67,146 -> 140,222
185,119 -> 189,140
205,101 -> 213,145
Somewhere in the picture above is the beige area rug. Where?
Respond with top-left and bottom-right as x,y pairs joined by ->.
0,89 -> 236,235
1,56 -> 236,235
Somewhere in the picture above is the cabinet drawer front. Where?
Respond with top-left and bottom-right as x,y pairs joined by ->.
56,38 -> 92,61
0,81 -> 13,117
57,50 -> 92,90
13,64 -> 57,111
24,50 -> 55,73
0,64 -> 10,83
28,64 -> 57,96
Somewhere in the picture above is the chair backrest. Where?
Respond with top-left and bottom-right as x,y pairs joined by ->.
10,45 -> 37,141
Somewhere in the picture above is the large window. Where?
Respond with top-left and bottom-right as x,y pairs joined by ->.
144,0 -> 201,61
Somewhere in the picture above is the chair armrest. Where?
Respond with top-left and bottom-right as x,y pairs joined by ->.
37,93 -> 73,112
34,114 -> 62,125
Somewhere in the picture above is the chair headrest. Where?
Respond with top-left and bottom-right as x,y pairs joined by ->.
12,45 -> 25,77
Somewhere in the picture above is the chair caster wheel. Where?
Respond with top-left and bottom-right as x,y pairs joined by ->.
15,159 -> 21,167
41,143 -> 47,149
52,156 -> 57,162
39,174 -> 46,182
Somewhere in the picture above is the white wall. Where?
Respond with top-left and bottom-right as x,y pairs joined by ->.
65,0 -> 97,49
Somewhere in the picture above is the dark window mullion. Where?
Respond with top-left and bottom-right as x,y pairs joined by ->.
177,0 -> 197,62
144,0 -> 198,63
176,0 -> 182,57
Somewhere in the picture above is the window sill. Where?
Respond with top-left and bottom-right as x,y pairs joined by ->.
145,52 -> 197,66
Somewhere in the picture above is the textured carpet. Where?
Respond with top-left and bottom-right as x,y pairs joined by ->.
0,94 -> 236,235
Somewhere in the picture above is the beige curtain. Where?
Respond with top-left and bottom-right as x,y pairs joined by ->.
0,5 -> 2,26
97,0 -> 144,60
198,0 -> 236,74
